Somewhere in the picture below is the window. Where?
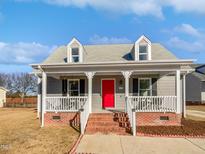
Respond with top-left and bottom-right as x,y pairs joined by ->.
68,80 -> 79,96
71,48 -> 79,62
139,78 -> 152,96
139,45 -> 148,60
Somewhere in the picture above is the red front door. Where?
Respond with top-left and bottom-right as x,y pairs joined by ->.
102,80 -> 115,108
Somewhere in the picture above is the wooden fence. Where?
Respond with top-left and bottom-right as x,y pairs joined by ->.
4,97 -> 37,108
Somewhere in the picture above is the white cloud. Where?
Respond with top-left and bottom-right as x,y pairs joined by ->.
31,0 -> 205,18
167,37 -> 205,53
174,24 -> 201,37
167,0 -> 205,14
89,35 -> 132,44
0,42 -> 56,65
44,0 -> 164,18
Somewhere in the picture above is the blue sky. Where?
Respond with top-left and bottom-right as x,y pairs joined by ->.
0,0 -> 205,72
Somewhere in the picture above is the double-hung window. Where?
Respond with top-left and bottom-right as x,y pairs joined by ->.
71,48 -> 79,62
139,78 -> 152,96
68,80 -> 79,96
139,45 -> 148,60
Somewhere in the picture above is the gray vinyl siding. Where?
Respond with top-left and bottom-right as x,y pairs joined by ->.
157,75 -> 176,96
202,82 -> 205,102
186,74 -> 201,102
47,77 -> 62,96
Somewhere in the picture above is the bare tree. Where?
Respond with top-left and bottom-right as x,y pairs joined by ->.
11,73 -> 37,102
0,73 -> 37,102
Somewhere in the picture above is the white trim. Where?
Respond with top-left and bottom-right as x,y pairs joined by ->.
41,72 -> 47,128
43,69 -> 193,75
67,79 -> 80,96
183,74 -> 186,117
101,78 -> 116,109
176,70 -> 181,114
135,35 -> 151,45
31,59 -> 195,67
138,78 -> 152,96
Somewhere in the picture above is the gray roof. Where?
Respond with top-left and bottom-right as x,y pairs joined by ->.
43,43 -> 177,64
192,72 -> 205,81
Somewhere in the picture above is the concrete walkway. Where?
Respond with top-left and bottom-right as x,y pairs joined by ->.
76,134 -> 205,154
187,110 -> 205,118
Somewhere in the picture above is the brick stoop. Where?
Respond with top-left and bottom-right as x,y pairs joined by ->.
85,112 -> 131,135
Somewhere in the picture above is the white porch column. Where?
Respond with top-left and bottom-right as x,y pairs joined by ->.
122,71 -> 132,97
37,76 -> 42,119
183,74 -> 186,117
122,71 -> 132,112
85,72 -> 95,113
176,70 -> 181,114
41,72 -> 47,127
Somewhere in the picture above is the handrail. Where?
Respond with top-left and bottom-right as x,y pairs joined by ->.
80,99 -> 89,134
126,97 -> 136,136
45,96 -> 88,112
129,96 -> 177,112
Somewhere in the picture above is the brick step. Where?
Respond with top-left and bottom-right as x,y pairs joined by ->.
113,113 -> 128,117
85,112 -> 132,135
88,117 -> 115,121
85,126 -> 130,132
85,130 -> 131,135
87,121 -> 120,126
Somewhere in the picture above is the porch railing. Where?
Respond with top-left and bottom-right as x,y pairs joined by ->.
129,96 -> 177,112
126,97 -> 136,136
80,98 -> 90,134
45,96 -> 88,112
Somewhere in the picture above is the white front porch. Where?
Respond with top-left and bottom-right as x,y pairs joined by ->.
37,69 -> 187,134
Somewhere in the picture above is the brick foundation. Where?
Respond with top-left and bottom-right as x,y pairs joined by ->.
44,112 -> 79,126
43,112 -> 181,127
136,112 -> 182,126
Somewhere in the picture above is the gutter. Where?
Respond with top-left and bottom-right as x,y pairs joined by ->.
30,59 -> 195,69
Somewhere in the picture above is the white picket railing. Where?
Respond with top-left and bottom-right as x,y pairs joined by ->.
80,99 -> 89,134
126,97 -> 136,136
129,96 -> 177,112
45,96 -> 88,112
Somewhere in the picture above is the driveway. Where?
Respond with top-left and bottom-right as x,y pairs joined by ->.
75,134 -> 205,154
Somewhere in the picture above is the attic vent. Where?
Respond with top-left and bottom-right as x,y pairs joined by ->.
160,116 -> 169,121
52,116 -> 61,120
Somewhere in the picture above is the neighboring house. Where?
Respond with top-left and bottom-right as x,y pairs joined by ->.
31,35 -> 194,135
186,64 -> 205,104
0,87 -> 7,107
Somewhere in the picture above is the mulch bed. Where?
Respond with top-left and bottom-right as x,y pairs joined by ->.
137,119 -> 205,137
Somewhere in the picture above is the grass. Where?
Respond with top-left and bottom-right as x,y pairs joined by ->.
0,108 -> 79,154
187,105 -> 205,112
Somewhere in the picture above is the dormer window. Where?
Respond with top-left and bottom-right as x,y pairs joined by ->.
135,35 -> 151,61
139,44 -> 148,60
71,48 -> 79,62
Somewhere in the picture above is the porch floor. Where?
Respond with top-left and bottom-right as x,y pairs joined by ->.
92,108 -> 125,113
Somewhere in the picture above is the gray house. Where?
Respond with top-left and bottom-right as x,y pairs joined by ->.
186,64 -> 205,104
31,35 -> 194,135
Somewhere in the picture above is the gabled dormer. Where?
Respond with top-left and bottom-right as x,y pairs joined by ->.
67,38 -> 84,63
134,35 -> 151,61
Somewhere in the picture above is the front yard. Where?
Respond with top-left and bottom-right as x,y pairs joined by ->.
0,108 -> 79,154
187,105 -> 205,112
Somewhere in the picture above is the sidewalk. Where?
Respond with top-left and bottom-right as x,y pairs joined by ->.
75,134 -> 205,154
